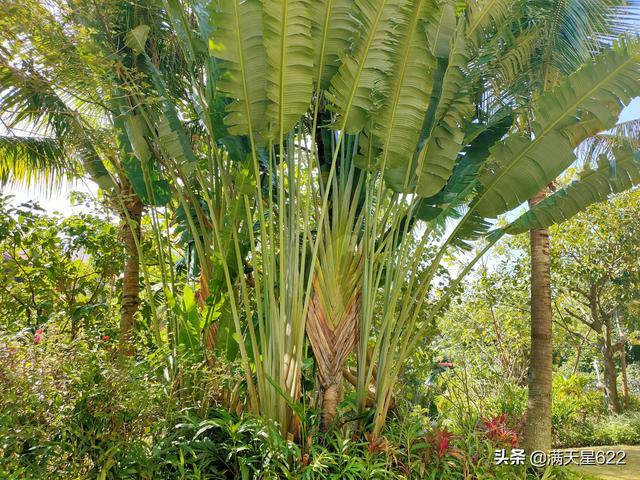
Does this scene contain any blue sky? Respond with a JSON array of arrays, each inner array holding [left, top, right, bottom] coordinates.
[[618, 97, 640, 122]]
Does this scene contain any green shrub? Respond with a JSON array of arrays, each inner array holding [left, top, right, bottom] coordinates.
[[0, 333, 165, 479], [2, 333, 619, 479], [552, 374, 605, 448], [591, 413, 640, 446]]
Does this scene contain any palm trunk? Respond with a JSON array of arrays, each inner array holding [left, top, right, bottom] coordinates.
[[118, 193, 143, 357], [306, 277, 360, 430], [523, 190, 553, 452]]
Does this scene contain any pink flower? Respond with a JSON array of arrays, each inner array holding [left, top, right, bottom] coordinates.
[[34, 328, 43, 344]]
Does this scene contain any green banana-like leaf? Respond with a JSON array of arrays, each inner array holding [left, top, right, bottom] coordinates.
[[475, 42, 640, 218], [325, 0, 397, 134], [310, 0, 355, 89], [211, 0, 269, 139], [175, 286, 204, 358], [263, 0, 315, 138], [425, 0, 455, 59], [371, 0, 437, 190], [373, 1, 473, 197], [117, 114, 172, 207], [415, 17, 474, 197], [138, 57, 200, 174], [424, 111, 514, 206], [415, 115, 514, 248], [123, 114, 152, 164], [505, 146, 640, 234]]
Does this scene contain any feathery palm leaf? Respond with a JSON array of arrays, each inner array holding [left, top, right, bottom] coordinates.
[[0, 135, 69, 188]]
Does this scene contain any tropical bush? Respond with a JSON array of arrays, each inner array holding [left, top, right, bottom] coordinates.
[[2, 332, 603, 479], [590, 413, 640, 446]]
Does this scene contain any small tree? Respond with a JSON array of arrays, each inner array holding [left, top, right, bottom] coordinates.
[[551, 189, 640, 413]]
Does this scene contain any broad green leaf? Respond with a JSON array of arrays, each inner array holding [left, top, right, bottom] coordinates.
[[425, 0, 455, 58], [263, 0, 315, 138], [505, 147, 640, 234], [475, 43, 640, 218], [415, 18, 473, 196], [326, 0, 399, 134], [371, 0, 436, 190], [211, 0, 269, 139], [310, 0, 355, 89], [175, 286, 203, 357]]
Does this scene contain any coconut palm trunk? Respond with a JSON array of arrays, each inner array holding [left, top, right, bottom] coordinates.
[[118, 191, 143, 357], [524, 190, 553, 452]]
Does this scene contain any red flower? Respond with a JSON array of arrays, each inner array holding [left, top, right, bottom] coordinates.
[[102, 335, 110, 341], [435, 429, 453, 458]]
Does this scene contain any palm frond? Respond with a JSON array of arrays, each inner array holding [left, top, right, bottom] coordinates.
[[0, 58, 116, 190], [465, 0, 513, 45], [576, 118, 640, 164], [0, 135, 70, 189]]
